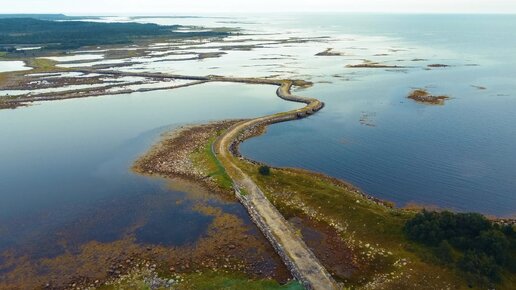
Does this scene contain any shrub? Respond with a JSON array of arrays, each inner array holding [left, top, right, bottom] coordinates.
[[435, 240, 454, 264], [459, 251, 501, 283], [258, 165, 270, 176]]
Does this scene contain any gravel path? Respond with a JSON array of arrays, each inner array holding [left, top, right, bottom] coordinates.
[[214, 81, 338, 290]]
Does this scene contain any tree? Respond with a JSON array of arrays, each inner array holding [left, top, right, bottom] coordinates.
[[459, 251, 501, 283], [476, 229, 510, 265], [435, 240, 454, 264]]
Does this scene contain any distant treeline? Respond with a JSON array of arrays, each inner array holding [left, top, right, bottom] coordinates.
[[0, 14, 89, 20], [405, 210, 515, 287], [0, 18, 229, 50]]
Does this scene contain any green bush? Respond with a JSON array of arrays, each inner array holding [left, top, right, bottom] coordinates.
[[258, 165, 271, 176], [459, 251, 501, 283], [435, 240, 454, 264]]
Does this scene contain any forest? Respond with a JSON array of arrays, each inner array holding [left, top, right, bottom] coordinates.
[[0, 18, 229, 50], [405, 210, 516, 286]]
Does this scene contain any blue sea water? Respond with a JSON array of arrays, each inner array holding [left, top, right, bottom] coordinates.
[[241, 14, 516, 216]]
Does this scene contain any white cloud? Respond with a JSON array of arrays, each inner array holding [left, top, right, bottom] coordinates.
[[0, 0, 514, 14]]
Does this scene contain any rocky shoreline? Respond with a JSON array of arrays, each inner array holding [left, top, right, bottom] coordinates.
[[132, 120, 242, 195]]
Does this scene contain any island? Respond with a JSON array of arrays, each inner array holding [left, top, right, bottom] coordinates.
[[407, 89, 449, 105]]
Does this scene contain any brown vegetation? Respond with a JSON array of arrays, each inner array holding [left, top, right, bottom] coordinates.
[[346, 60, 405, 69], [407, 89, 449, 105]]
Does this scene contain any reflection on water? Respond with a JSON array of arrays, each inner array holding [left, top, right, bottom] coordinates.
[[0, 60, 30, 73], [0, 82, 298, 287], [237, 14, 516, 217]]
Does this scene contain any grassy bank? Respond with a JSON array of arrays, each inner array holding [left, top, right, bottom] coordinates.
[[179, 272, 303, 290], [190, 124, 514, 289], [190, 133, 233, 192]]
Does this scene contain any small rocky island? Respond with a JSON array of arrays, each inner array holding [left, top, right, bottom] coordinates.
[[408, 89, 449, 105]]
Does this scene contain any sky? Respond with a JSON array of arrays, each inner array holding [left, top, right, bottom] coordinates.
[[0, 0, 514, 14]]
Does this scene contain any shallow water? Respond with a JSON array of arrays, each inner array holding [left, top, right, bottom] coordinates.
[[0, 61, 30, 73], [42, 54, 104, 62], [0, 82, 300, 255]]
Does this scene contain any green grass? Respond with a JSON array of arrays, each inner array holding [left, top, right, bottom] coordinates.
[[239, 188, 249, 196], [25, 57, 61, 72], [241, 163, 410, 248], [98, 271, 303, 290], [234, 161, 483, 288], [191, 134, 233, 191], [181, 272, 304, 290]]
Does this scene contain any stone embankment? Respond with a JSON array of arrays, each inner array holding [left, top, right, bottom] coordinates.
[[214, 81, 338, 290]]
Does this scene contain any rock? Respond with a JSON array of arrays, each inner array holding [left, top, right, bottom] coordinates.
[[228, 244, 236, 249]]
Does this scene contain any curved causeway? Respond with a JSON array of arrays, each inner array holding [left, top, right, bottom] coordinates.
[[6, 67, 339, 288], [213, 81, 338, 290]]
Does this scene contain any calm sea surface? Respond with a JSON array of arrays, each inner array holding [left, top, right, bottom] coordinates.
[[241, 14, 516, 216], [0, 83, 299, 253]]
